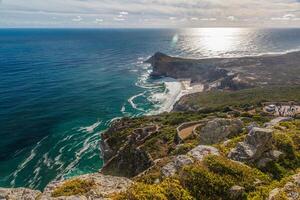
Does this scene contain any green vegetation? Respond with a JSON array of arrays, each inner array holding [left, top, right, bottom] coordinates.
[[181, 86, 300, 111], [102, 87, 300, 199], [179, 155, 270, 200], [51, 179, 95, 197], [114, 179, 194, 200]]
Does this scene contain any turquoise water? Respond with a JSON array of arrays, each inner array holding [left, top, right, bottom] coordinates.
[[1, 28, 300, 190]]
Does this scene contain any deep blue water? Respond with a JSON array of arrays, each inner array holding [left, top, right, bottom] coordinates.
[[0, 28, 300, 190]]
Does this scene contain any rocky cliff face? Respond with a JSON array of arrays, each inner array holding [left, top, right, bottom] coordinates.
[[146, 51, 300, 92]]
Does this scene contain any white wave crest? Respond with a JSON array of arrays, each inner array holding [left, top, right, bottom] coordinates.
[[78, 120, 102, 133]]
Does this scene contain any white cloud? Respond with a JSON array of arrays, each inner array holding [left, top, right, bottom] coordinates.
[[72, 16, 82, 22], [95, 18, 103, 23], [200, 18, 217, 21], [227, 16, 236, 21], [114, 17, 125, 21], [0, 0, 300, 27], [271, 13, 298, 21], [119, 11, 128, 15]]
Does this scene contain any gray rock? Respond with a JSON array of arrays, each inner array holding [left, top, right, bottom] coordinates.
[[0, 187, 41, 200], [161, 155, 194, 177], [199, 118, 244, 145], [228, 127, 273, 162], [161, 162, 177, 177], [188, 145, 220, 161], [161, 145, 219, 177], [229, 185, 245, 200], [246, 122, 259, 132], [264, 117, 293, 128], [267, 173, 300, 200]]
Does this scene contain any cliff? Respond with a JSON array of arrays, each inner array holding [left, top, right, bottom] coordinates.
[[146, 51, 300, 91]]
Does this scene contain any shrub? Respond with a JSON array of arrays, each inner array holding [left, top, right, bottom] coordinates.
[[203, 155, 270, 191], [274, 133, 296, 160], [180, 164, 233, 200], [51, 179, 95, 197], [114, 179, 194, 200]]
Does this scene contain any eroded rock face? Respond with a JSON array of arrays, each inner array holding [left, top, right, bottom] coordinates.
[[228, 127, 273, 163], [198, 118, 244, 145], [41, 173, 132, 200], [161, 145, 219, 177], [0, 188, 41, 200]]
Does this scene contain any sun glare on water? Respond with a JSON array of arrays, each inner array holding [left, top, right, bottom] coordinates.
[[178, 28, 248, 57]]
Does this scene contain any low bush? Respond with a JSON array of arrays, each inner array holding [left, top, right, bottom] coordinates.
[[51, 179, 95, 197], [114, 178, 194, 200]]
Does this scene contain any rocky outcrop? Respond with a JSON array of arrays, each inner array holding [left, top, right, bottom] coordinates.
[[268, 173, 300, 200], [146, 52, 231, 85], [0, 187, 41, 200], [41, 173, 132, 200], [147, 51, 300, 90], [264, 117, 293, 128], [229, 185, 245, 200], [161, 145, 220, 177], [198, 118, 244, 145], [228, 127, 274, 164]]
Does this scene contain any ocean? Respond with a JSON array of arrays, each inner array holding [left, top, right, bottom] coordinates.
[[0, 28, 300, 190]]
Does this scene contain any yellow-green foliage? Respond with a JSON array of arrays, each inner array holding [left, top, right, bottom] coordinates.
[[203, 155, 270, 191], [180, 163, 233, 200], [247, 170, 299, 200], [114, 179, 194, 200], [51, 179, 95, 197], [179, 156, 270, 200]]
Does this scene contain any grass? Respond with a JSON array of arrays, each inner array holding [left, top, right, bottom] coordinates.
[[179, 86, 300, 111]]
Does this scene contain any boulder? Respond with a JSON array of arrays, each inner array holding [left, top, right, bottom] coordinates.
[[187, 145, 220, 161], [267, 173, 300, 200], [161, 145, 219, 177], [41, 173, 132, 200], [161, 155, 194, 177], [0, 188, 41, 200], [229, 185, 245, 200], [264, 117, 293, 128], [199, 118, 244, 145], [228, 127, 273, 163]]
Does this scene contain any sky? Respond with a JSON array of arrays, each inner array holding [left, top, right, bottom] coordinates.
[[0, 0, 300, 28]]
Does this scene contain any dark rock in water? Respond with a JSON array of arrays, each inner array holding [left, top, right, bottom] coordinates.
[[198, 118, 244, 145], [228, 127, 273, 163]]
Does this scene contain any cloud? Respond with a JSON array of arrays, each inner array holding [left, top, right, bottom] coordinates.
[[0, 0, 300, 27], [119, 11, 128, 15], [72, 16, 82, 22], [271, 13, 299, 21], [95, 18, 103, 23], [200, 18, 217, 21], [227, 16, 236, 21]]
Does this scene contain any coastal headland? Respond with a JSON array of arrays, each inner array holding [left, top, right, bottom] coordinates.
[[2, 51, 300, 200]]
